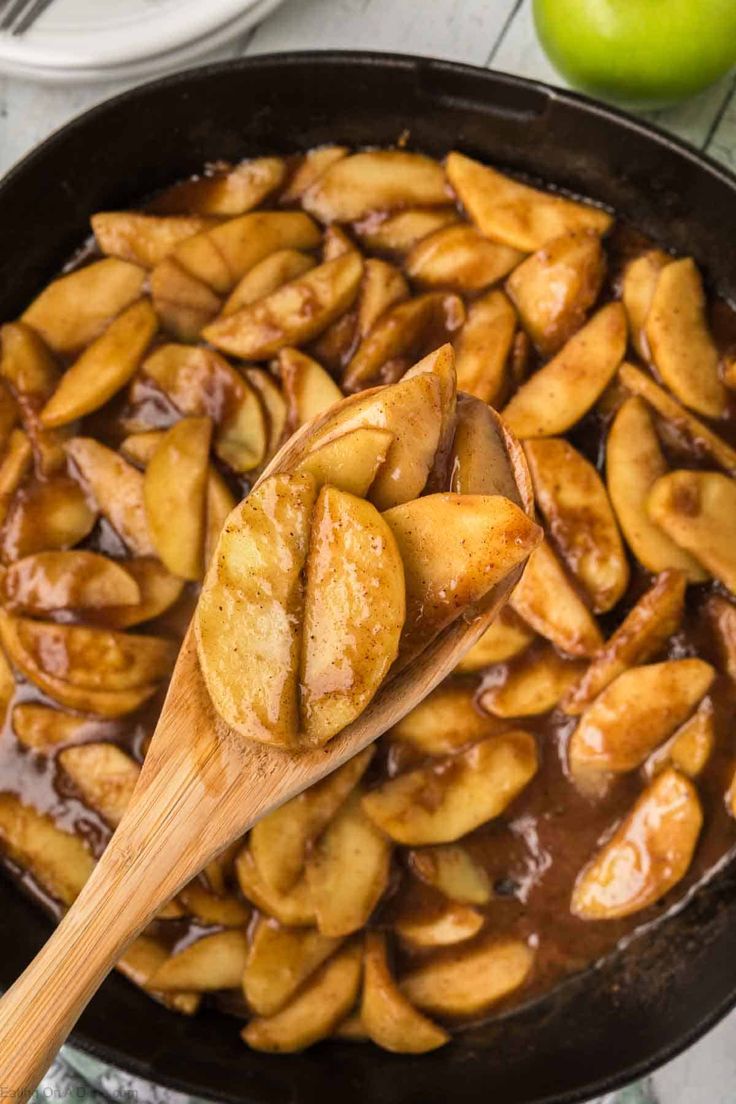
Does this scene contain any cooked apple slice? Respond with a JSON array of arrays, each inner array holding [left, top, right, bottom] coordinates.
[[2, 613, 176, 692], [200, 465, 234, 560], [618, 363, 736, 477], [524, 437, 629, 612], [0, 429, 32, 528], [648, 470, 736, 593], [150, 930, 249, 992], [572, 768, 702, 920], [142, 344, 267, 473], [408, 845, 492, 904], [395, 901, 484, 948], [122, 428, 229, 572], [402, 344, 458, 488], [152, 158, 286, 216], [306, 371, 442, 512], [243, 919, 342, 1016], [295, 427, 393, 498], [452, 289, 516, 405], [390, 684, 506, 757], [103, 558, 185, 630], [236, 847, 315, 926], [150, 257, 221, 341], [357, 259, 408, 338], [176, 880, 249, 927], [705, 595, 736, 682], [0, 612, 158, 717], [203, 252, 363, 358], [306, 791, 391, 936], [407, 224, 523, 292], [621, 249, 671, 358], [196, 472, 316, 747], [251, 747, 373, 894], [362, 932, 449, 1053], [301, 486, 405, 745], [502, 303, 626, 438], [310, 311, 358, 376], [1, 550, 139, 614], [645, 258, 726, 418], [363, 731, 537, 845], [449, 396, 522, 506], [606, 396, 707, 583], [222, 249, 316, 316], [173, 211, 320, 294], [244, 367, 287, 458], [243, 941, 362, 1053], [278, 348, 342, 429], [59, 743, 140, 828], [1, 322, 72, 476], [281, 146, 349, 203], [66, 437, 153, 556], [144, 417, 212, 581], [1, 475, 97, 562], [561, 570, 686, 716], [303, 151, 448, 223], [355, 208, 459, 254], [384, 493, 541, 664], [455, 608, 534, 673], [40, 300, 157, 429], [446, 152, 611, 251], [402, 936, 534, 1017], [645, 699, 715, 780], [479, 644, 584, 718], [343, 292, 464, 391], [21, 258, 146, 355], [117, 935, 200, 1014], [92, 212, 213, 268], [0, 793, 94, 907], [2, 320, 61, 398], [510, 541, 603, 658], [506, 230, 605, 355], [12, 704, 96, 753], [568, 659, 714, 790], [14, 672, 155, 719]]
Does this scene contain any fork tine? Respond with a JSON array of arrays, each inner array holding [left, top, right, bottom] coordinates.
[[0, 0, 31, 30], [12, 0, 55, 33]]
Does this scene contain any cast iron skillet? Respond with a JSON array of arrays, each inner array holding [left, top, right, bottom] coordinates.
[[1, 51, 736, 1104]]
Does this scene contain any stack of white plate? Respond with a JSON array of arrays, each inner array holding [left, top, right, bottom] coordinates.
[[0, 0, 285, 83]]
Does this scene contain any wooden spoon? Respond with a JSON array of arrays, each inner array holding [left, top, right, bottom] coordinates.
[[0, 394, 535, 1099]]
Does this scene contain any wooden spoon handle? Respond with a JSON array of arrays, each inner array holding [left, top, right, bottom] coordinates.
[[0, 740, 213, 1102], [0, 852, 145, 1103]]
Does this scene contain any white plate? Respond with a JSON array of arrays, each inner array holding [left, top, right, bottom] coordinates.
[[0, 0, 282, 79]]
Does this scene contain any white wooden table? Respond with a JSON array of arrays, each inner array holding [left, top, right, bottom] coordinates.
[[1, 3, 735, 1102]]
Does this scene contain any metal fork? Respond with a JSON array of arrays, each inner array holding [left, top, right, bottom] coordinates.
[[0, 0, 55, 35]]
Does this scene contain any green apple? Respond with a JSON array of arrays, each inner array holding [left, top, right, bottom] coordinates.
[[533, 0, 736, 108]]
